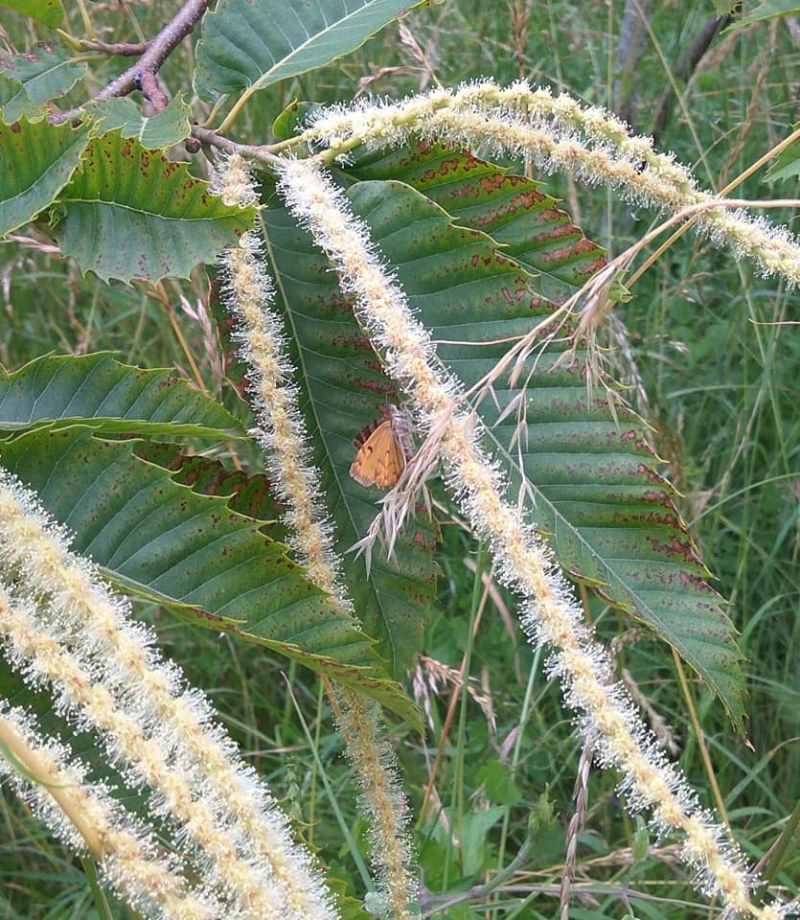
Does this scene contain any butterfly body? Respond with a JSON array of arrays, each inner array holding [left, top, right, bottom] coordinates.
[[350, 406, 412, 489]]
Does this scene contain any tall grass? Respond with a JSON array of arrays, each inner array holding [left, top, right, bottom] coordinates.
[[0, 1, 797, 917]]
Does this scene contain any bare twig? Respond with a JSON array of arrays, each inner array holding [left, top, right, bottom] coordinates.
[[94, 0, 211, 108], [71, 38, 149, 57], [139, 70, 168, 111], [190, 125, 284, 168]]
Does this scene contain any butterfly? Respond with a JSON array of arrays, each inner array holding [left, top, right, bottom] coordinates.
[[349, 406, 411, 489]]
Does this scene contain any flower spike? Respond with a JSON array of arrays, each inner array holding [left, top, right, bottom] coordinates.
[[276, 156, 786, 920]]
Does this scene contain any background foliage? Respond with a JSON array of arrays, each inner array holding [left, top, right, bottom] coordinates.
[[0, 1, 797, 918]]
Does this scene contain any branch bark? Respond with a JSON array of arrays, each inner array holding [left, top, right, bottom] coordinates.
[[95, 0, 211, 108]]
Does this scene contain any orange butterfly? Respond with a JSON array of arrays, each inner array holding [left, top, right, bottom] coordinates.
[[350, 407, 411, 489]]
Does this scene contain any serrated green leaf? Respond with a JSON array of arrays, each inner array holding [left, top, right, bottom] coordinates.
[[53, 129, 254, 283], [325, 876, 370, 920], [340, 172, 745, 730], [195, 0, 421, 110], [765, 136, 800, 183], [0, 70, 42, 122], [733, 0, 800, 26], [345, 138, 607, 299], [0, 117, 89, 236], [134, 442, 286, 537], [0, 427, 417, 723], [0, 0, 64, 28], [88, 95, 192, 149], [261, 198, 439, 677], [0, 352, 242, 437], [0, 45, 86, 123]]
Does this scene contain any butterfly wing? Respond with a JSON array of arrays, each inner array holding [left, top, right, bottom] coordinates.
[[374, 424, 406, 488], [350, 419, 406, 488]]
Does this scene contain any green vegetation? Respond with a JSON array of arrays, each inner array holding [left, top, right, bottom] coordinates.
[[0, 2, 797, 919]]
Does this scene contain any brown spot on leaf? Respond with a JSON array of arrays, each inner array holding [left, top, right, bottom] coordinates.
[[332, 333, 374, 351], [355, 376, 399, 398], [649, 534, 704, 567], [187, 605, 227, 625], [319, 292, 356, 315]]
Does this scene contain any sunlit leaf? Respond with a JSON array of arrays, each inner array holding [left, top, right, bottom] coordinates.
[[0, 0, 64, 28], [88, 95, 193, 149], [0, 352, 241, 438], [195, 0, 421, 110], [0, 44, 85, 123], [0, 117, 89, 236], [53, 130, 254, 283]]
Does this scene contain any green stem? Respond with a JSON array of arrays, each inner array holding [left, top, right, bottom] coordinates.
[[756, 797, 800, 897], [423, 838, 533, 918], [494, 643, 542, 916], [285, 679, 373, 892], [443, 542, 487, 890], [81, 856, 118, 920]]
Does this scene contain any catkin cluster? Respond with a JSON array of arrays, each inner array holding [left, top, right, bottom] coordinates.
[[0, 469, 334, 920], [216, 154, 416, 920], [276, 156, 787, 920], [300, 80, 800, 288]]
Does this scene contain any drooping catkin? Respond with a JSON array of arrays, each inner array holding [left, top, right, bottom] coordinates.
[[336, 687, 415, 919], [0, 579, 288, 918], [0, 699, 226, 920], [217, 154, 416, 920], [303, 80, 800, 288], [276, 156, 786, 920], [215, 156, 348, 602], [0, 468, 335, 920]]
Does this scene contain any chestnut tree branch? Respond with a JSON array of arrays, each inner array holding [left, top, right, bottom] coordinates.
[[95, 0, 211, 107]]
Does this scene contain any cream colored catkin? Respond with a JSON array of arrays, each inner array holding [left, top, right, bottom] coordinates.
[[304, 80, 800, 288], [276, 156, 786, 920], [217, 154, 416, 920], [0, 697, 226, 920], [0, 579, 289, 919], [0, 469, 335, 920]]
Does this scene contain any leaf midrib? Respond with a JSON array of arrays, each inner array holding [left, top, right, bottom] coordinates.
[[245, 0, 400, 96], [261, 218, 404, 667]]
